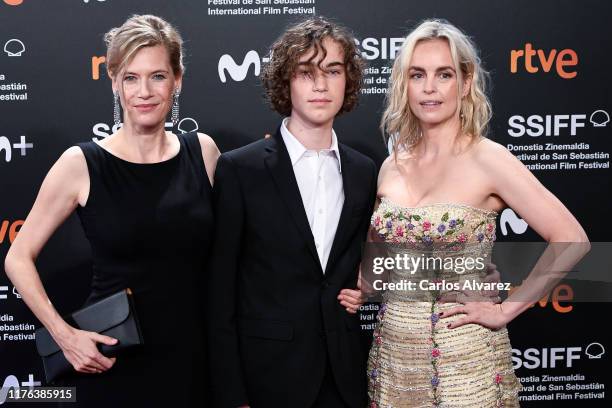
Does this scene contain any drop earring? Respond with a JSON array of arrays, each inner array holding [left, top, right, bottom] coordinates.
[[171, 89, 180, 126], [113, 91, 121, 126]]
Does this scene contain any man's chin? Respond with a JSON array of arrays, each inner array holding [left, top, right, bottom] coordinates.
[[305, 113, 337, 127]]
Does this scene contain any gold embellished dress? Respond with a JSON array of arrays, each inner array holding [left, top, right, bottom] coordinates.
[[367, 199, 521, 408]]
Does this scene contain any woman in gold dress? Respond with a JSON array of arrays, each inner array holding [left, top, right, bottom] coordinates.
[[366, 19, 589, 407]]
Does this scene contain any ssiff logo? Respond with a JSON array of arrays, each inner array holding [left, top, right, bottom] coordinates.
[[512, 342, 605, 370], [3, 39, 25, 57], [2, 0, 24, 6], [508, 109, 609, 137], [92, 117, 197, 140], [590, 110, 609, 127], [510, 43, 578, 79]]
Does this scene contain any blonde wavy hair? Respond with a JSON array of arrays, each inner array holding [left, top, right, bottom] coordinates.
[[104, 14, 184, 79], [381, 19, 492, 156]]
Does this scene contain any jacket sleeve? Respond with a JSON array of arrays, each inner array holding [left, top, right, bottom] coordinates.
[[364, 158, 379, 237], [207, 153, 249, 407]]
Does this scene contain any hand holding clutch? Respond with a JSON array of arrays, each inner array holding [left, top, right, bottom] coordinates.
[[35, 288, 144, 383], [56, 326, 118, 374]]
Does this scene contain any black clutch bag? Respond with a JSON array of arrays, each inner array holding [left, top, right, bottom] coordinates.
[[34, 288, 144, 383]]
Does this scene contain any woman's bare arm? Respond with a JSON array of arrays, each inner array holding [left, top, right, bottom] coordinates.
[[4, 147, 117, 373]]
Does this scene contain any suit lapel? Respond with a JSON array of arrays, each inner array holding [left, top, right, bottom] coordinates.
[[325, 145, 355, 275], [264, 130, 322, 274]]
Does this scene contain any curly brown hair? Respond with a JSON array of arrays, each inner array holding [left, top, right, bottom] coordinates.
[[261, 16, 364, 117]]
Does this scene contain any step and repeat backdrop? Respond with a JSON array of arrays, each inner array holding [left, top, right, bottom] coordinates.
[[1, 0, 610, 406]]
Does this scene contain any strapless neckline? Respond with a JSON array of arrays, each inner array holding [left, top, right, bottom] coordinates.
[[378, 196, 499, 217]]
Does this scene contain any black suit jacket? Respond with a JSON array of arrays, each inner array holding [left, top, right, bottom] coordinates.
[[207, 129, 377, 408]]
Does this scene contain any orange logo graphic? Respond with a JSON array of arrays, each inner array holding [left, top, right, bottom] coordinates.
[[0, 220, 23, 245], [510, 43, 578, 79], [509, 283, 574, 313], [92, 56, 106, 80], [3, 0, 24, 5]]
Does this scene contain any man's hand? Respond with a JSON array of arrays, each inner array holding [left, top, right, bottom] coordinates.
[[338, 277, 366, 314]]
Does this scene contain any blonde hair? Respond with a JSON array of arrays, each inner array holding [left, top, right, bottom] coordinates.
[[381, 19, 492, 156], [104, 14, 184, 79]]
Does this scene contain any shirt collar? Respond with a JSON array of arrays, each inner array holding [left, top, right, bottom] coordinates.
[[280, 117, 342, 172]]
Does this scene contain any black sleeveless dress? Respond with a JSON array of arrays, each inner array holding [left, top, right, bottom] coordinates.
[[60, 132, 212, 407]]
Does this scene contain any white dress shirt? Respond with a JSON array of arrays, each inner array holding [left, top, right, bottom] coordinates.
[[280, 118, 344, 272]]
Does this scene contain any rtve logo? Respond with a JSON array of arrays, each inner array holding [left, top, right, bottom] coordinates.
[[510, 43, 578, 79], [91, 56, 106, 80], [507, 282, 575, 314], [508, 109, 609, 137], [0, 135, 33, 162], [512, 342, 605, 370], [0, 219, 23, 245]]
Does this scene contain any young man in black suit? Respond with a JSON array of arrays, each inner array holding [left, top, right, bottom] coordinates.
[[208, 17, 376, 408]]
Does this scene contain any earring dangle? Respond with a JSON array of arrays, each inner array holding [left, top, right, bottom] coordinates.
[[171, 90, 180, 126], [113, 91, 121, 126]]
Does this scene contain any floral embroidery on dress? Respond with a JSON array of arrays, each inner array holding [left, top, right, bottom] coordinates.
[[371, 198, 497, 246], [369, 303, 386, 405], [367, 199, 512, 408]]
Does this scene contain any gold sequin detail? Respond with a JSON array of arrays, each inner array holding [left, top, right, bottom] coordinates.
[[368, 203, 521, 407]]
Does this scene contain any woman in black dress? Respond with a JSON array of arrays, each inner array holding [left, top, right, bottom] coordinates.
[[4, 15, 219, 406]]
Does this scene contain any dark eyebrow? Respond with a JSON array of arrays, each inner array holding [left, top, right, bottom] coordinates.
[[296, 61, 344, 70], [324, 61, 345, 69]]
